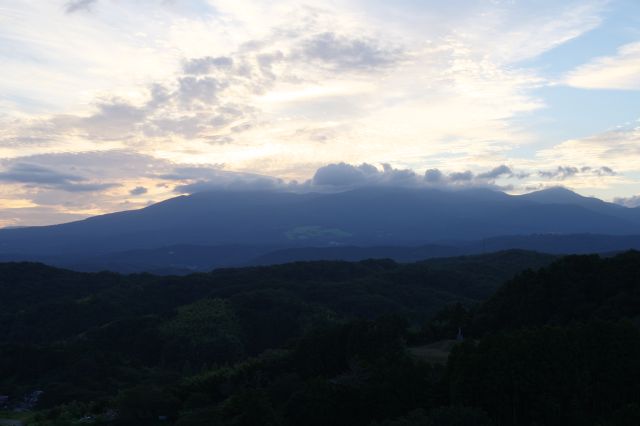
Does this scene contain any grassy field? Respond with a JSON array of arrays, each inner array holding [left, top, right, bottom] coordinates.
[[408, 339, 460, 364]]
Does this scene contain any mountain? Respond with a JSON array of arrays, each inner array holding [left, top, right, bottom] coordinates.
[[519, 186, 602, 205], [519, 186, 639, 221], [0, 186, 639, 270]]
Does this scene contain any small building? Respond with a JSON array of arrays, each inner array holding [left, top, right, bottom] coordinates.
[[0, 395, 9, 408]]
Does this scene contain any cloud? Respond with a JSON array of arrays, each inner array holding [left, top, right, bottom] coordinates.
[[0, 163, 84, 185], [311, 162, 426, 189], [2, 0, 588, 169], [614, 195, 640, 208], [598, 166, 616, 176], [158, 165, 226, 181], [151, 163, 288, 193], [424, 169, 445, 184], [0, 151, 191, 224], [65, 0, 98, 14], [15, 37, 282, 147], [422, 165, 529, 188], [585, 166, 616, 177], [166, 162, 484, 194], [311, 162, 520, 190], [129, 186, 148, 196], [7, 151, 175, 180], [173, 173, 285, 193], [184, 56, 234, 75], [536, 127, 640, 174], [538, 166, 579, 180], [0, 151, 182, 211], [58, 182, 120, 192], [477, 165, 512, 179], [564, 41, 640, 90], [381, 163, 418, 185], [312, 162, 380, 186], [448, 171, 474, 182], [77, 100, 146, 139], [536, 165, 618, 183], [165, 162, 423, 193], [177, 76, 226, 106], [0, 162, 119, 193], [14, 22, 404, 153], [297, 32, 402, 71]]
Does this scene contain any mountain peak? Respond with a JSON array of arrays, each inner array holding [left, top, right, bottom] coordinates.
[[520, 187, 586, 203]]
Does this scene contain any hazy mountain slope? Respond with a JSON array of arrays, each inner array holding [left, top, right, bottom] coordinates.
[[476, 233, 640, 254], [30, 233, 640, 274], [0, 187, 638, 260], [248, 235, 640, 268], [518, 187, 640, 222]]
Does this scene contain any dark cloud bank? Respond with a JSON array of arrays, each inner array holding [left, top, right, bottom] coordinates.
[[169, 162, 524, 194], [0, 149, 622, 216], [65, 0, 98, 14], [0, 162, 118, 192]]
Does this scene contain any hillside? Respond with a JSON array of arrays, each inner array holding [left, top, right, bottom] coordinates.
[[0, 250, 554, 347], [3, 251, 640, 425], [471, 250, 640, 333]]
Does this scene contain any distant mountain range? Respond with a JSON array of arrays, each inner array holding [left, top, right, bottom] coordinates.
[[1, 186, 639, 273]]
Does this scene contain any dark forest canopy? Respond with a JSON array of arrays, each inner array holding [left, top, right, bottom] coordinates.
[[2, 250, 640, 425]]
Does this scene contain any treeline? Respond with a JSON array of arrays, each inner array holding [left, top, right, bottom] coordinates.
[[0, 250, 553, 347], [4, 251, 640, 425]]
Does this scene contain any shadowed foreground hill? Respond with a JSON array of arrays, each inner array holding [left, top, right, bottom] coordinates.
[[0, 250, 554, 347], [440, 250, 640, 426], [3, 251, 640, 426], [471, 250, 640, 333]]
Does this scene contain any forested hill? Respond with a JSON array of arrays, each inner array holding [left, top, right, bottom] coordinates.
[[3, 251, 640, 425], [471, 250, 640, 334], [0, 250, 554, 346], [442, 250, 640, 426]]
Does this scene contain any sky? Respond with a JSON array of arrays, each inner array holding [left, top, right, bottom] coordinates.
[[0, 0, 639, 226]]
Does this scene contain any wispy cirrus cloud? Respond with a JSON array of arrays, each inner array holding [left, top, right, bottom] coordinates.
[[536, 126, 640, 173], [564, 41, 640, 90]]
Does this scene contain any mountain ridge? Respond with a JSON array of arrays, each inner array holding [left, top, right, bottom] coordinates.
[[0, 187, 638, 272]]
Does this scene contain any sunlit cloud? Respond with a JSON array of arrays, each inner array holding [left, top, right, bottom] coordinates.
[[0, 0, 638, 225], [564, 41, 640, 90]]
